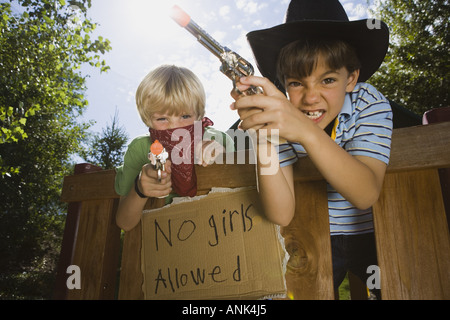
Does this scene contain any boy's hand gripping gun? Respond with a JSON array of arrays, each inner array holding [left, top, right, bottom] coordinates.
[[170, 5, 262, 96]]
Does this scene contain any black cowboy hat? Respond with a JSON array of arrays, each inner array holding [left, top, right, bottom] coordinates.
[[246, 0, 389, 85]]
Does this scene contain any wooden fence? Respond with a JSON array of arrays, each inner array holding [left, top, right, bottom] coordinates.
[[54, 121, 450, 300]]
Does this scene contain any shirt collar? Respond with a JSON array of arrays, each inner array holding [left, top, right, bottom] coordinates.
[[340, 93, 353, 119]]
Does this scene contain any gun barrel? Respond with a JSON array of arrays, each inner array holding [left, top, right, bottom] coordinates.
[[170, 5, 260, 95], [170, 5, 225, 59]]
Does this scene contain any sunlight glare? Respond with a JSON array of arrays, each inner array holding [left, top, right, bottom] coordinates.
[[122, 0, 201, 43]]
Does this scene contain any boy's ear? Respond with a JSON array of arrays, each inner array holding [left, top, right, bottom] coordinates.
[[346, 69, 360, 92]]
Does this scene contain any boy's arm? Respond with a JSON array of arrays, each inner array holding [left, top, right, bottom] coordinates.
[[116, 162, 172, 231], [116, 189, 148, 232], [230, 85, 296, 226], [257, 141, 295, 226], [300, 125, 387, 209], [234, 76, 389, 211], [199, 127, 236, 166]]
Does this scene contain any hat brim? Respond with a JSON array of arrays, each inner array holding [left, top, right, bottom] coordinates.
[[246, 19, 389, 85]]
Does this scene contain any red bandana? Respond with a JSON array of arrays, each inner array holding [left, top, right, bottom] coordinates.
[[149, 117, 214, 197]]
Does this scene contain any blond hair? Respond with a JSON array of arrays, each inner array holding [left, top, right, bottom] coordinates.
[[136, 65, 206, 127]]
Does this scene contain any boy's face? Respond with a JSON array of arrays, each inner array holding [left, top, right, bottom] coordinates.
[[285, 56, 359, 130], [149, 111, 197, 130]]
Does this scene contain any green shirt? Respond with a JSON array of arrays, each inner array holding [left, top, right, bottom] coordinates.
[[114, 127, 235, 198]]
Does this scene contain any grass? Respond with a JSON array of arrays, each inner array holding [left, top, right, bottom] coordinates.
[[338, 274, 351, 300]]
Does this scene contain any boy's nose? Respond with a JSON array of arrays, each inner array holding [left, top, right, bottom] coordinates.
[[167, 119, 178, 129], [302, 87, 320, 105]]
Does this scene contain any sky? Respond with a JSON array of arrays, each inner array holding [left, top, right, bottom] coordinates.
[[79, 0, 377, 143]]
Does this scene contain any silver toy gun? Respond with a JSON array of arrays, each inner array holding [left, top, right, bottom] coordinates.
[[170, 5, 262, 96]]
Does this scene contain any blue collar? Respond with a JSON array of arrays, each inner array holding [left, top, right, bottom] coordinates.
[[339, 93, 353, 119]]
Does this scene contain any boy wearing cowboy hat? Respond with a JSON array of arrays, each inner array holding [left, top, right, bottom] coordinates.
[[231, 0, 392, 298]]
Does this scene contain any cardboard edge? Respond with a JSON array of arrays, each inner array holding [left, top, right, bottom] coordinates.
[[142, 187, 257, 215]]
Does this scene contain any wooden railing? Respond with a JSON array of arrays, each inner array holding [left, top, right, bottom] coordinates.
[[54, 121, 450, 300]]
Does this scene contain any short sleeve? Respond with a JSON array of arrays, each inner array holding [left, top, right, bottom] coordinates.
[[343, 88, 393, 165], [115, 135, 151, 196], [276, 143, 299, 168]]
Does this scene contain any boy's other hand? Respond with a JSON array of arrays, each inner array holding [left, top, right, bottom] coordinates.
[[195, 140, 225, 167]]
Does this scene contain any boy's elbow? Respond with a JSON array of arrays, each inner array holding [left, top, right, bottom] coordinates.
[[265, 208, 294, 227], [117, 223, 137, 233], [268, 217, 292, 227], [116, 215, 136, 232], [353, 192, 381, 210], [277, 218, 292, 227], [116, 217, 128, 232], [355, 202, 373, 211], [119, 224, 132, 232]]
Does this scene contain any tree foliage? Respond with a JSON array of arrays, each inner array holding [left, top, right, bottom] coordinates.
[[0, 0, 111, 299], [368, 0, 449, 115], [80, 110, 128, 170]]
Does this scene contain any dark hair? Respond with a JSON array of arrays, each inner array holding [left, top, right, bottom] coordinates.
[[277, 38, 361, 87]]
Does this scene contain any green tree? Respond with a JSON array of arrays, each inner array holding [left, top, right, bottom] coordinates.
[[0, 0, 111, 299], [368, 0, 449, 115], [80, 110, 129, 169]]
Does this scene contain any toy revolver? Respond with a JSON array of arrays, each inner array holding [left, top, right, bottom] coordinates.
[[170, 5, 262, 96], [148, 140, 168, 182]]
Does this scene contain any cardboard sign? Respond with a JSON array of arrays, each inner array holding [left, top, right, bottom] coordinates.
[[141, 187, 288, 300]]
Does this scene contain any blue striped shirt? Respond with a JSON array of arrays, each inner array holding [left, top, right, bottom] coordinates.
[[278, 83, 393, 235]]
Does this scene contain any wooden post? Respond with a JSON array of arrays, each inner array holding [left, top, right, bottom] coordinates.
[[282, 179, 334, 300], [66, 198, 121, 299], [117, 197, 165, 300], [57, 165, 121, 300], [423, 107, 450, 231], [53, 164, 103, 299], [370, 121, 450, 299], [348, 272, 369, 300], [117, 223, 143, 300], [373, 169, 450, 299]]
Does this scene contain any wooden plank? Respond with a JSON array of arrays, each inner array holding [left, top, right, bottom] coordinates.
[[196, 163, 256, 192], [348, 271, 369, 300], [100, 198, 121, 299], [118, 197, 165, 300], [372, 169, 450, 299], [387, 122, 450, 173], [118, 223, 144, 300], [281, 179, 334, 300], [54, 163, 103, 300], [61, 169, 118, 202], [438, 168, 450, 231], [67, 199, 121, 299], [53, 202, 82, 299]]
